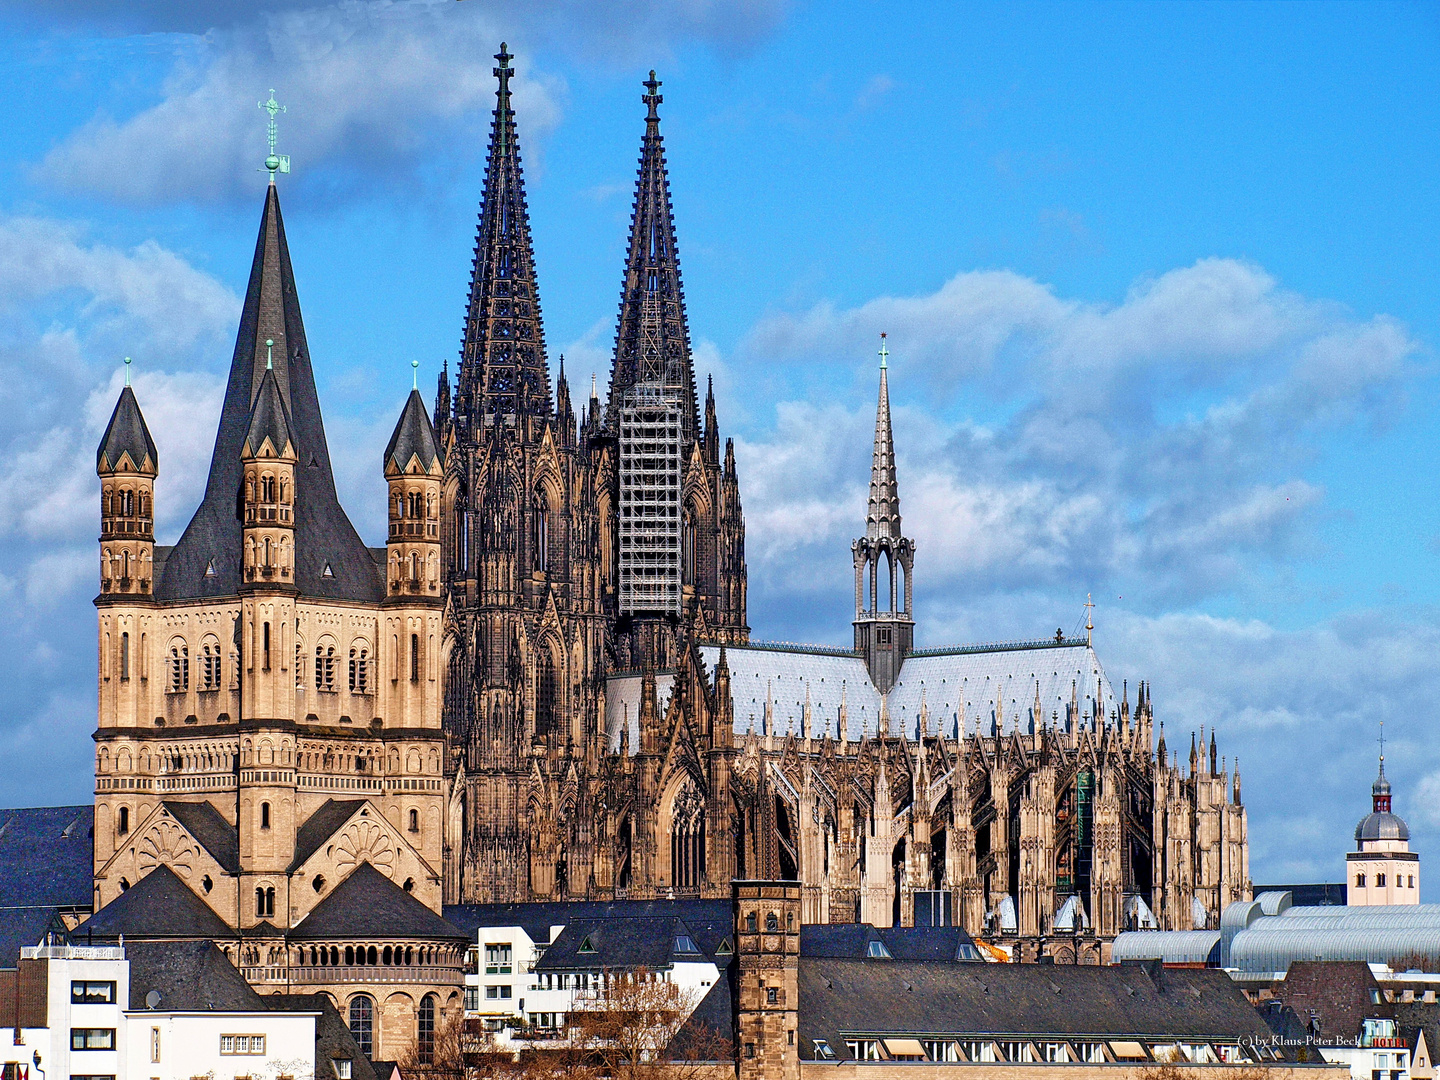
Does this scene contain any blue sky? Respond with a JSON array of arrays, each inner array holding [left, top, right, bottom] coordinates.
[[0, 0, 1437, 894]]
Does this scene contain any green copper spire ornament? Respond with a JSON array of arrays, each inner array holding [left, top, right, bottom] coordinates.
[[259, 90, 290, 181], [412, 358, 419, 390], [124, 355, 132, 387], [266, 338, 274, 370]]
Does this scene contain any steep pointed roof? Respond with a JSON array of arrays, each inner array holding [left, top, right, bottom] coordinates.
[[866, 338, 902, 540], [78, 865, 236, 941], [454, 44, 550, 437], [154, 183, 382, 603], [605, 71, 700, 440], [290, 862, 466, 941], [242, 364, 295, 459], [385, 389, 444, 476], [96, 384, 158, 474]]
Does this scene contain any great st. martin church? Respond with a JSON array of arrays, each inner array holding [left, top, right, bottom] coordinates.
[[85, 49, 1249, 1051]]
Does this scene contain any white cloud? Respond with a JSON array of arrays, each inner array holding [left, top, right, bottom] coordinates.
[[30, 0, 788, 206]]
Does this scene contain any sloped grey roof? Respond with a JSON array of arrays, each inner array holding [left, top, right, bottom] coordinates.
[[243, 364, 294, 458], [290, 799, 366, 872], [266, 994, 380, 1080], [0, 906, 68, 968], [385, 388, 443, 474], [290, 863, 466, 941], [799, 923, 980, 962], [443, 898, 731, 947], [96, 384, 158, 474], [535, 917, 723, 971], [798, 959, 1280, 1060], [77, 864, 235, 941], [125, 940, 262, 1011], [0, 804, 94, 909], [161, 800, 239, 873], [623, 642, 1116, 744], [155, 183, 382, 604]]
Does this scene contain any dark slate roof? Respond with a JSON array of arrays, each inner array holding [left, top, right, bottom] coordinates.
[[535, 916, 728, 972], [290, 863, 467, 941], [0, 805, 94, 909], [800, 923, 981, 962], [443, 898, 732, 946], [385, 388, 443, 475], [797, 959, 1282, 1061], [97, 384, 158, 474], [76, 864, 236, 941], [126, 939, 262, 1011], [266, 994, 380, 1080], [669, 962, 736, 1063], [243, 364, 295, 458], [290, 799, 365, 872], [0, 906, 67, 968], [155, 183, 383, 604], [1273, 961, 1388, 1039], [161, 800, 239, 873], [1253, 883, 1347, 907]]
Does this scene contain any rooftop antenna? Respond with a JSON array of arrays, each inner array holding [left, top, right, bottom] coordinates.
[[123, 355, 132, 387], [259, 90, 290, 182], [1084, 593, 1094, 646]]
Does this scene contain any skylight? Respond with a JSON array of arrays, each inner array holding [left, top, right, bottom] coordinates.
[[579, 936, 595, 954], [867, 939, 892, 959], [674, 934, 698, 954]]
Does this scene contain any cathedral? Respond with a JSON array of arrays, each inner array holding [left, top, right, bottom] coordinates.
[[85, 46, 1250, 1057]]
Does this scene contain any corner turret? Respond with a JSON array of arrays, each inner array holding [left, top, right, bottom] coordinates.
[[385, 376, 445, 598], [96, 362, 158, 596], [240, 345, 298, 586]]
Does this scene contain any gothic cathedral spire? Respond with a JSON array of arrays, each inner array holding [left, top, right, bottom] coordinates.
[[605, 71, 699, 441], [455, 43, 550, 440]]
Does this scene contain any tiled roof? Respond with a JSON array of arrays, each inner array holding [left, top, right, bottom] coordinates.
[[155, 183, 382, 604], [798, 959, 1282, 1061], [242, 364, 294, 458], [799, 923, 980, 962], [266, 994, 381, 1080], [126, 940, 262, 1011], [289, 799, 366, 872], [161, 800, 239, 873], [442, 898, 732, 948], [96, 384, 158, 474], [0, 906, 67, 968], [535, 916, 727, 972], [290, 863, 466, 941], [77, 864, 235, 941], [385, 389, 443, 475], [0, 804, 94, 908]]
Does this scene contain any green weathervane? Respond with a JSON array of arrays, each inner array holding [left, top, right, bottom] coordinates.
[[259, 90, 291, 180]]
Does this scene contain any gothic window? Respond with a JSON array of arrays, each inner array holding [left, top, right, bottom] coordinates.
[[417, 994, 436, 1065], [348, 996, 373, 1058], [200, 636, 221, 690], [167, 640, 189, 693], [410, 633, 421, 682], [349, 643, 370, 694], [536, 651, 557, 736], [683, 509, 698, 586], [669, 776, 706, 891], [315, 640, 336, 691], [120, 632, 130, 681], [533, 491, 548, 572]]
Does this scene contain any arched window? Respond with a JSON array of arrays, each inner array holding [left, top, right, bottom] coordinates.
[[349, 644, 370, 694], [410, 633, 420, 682], [315, 641, 336, 691], [348, 995, 374, 1058], [295, 639, 305, 690], [409, 808, 419, 833], [684, 508, 698, 586], [118, 806, 129, 835], [168, 641, 189, 693], [533, 491, 548, 572], [1356, 873, 1366, 888], [200, 636, 221, 690], [536, 652, 557, 737], [255, 886, 274, 918], [418, 994, 436, 1065], [1377, 873, 1387, 888], [260, 802, 271, 830], [120, 632, 130, 681]]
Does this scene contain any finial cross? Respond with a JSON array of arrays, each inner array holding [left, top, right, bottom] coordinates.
[[1379, 719, 1385, 766], [643, 70, 662, 122], [259, 91, 290, 179], [1084, 592, 1095, 645], [878, 332, 889, 370]]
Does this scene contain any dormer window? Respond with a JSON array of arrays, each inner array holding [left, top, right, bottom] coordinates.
[[867, 939, 892, 959], [674, 935, 698, 954]]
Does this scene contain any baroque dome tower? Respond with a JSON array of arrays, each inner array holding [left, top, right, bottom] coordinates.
[[1347, 744, 1419, 906]]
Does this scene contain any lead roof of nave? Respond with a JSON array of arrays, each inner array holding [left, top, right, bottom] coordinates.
[[605, 642, 1119, 752]]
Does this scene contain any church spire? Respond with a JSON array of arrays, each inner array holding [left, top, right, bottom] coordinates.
[[455, 43, 550, 439], [867, 333, 902, 540], [605, 70, 699, 441]]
